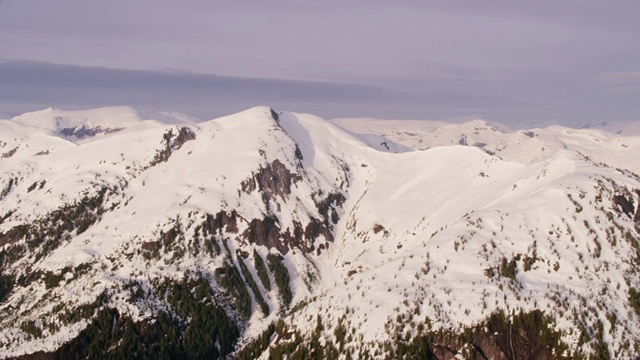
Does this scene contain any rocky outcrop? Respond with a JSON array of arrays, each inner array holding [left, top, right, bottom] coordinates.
[[202, 211, 239, 235], [149, 126, 196, 166], [241, 160, 303, 204], [243, 216, 284, 253], [614, 194, 635, 217], [241, 215, 331, 255], [172, 127, 196, 150], [1, 146, 18, 159]]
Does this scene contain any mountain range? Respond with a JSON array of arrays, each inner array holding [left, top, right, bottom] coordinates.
[[1, 106, 640, 359]]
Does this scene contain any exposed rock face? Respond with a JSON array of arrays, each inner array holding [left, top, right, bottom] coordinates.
[[270, 108, 280, 123], [238, 160, 342, 254], [241, 216, 329, 254], [149, 126, 196, 166], [241, 159, 303, 203], [243, 216, 284, 253], [304, 218, 333, 244], [458, 134, 468, 146], [614, 194, 635, 217], [202, 211, 239, 235], [172, 127, 196, 150]]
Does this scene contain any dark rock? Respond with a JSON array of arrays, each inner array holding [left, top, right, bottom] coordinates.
[[241, 160, 303, 203], [149, 126, 196, 166], [459, 134, 468, 146], [373, 224, 385, 234], [160, 227, 181, 247], [172, 127, 196, 150], [613, 194, 634, 217], [243, 216, 285, 253], [304, 218, 334, 244], [141, 241, 161, 253], [1, 146, 18, 158], [202, 210, 239, 236], [270, 108, 280, 123], [240, 215, 330, 254]]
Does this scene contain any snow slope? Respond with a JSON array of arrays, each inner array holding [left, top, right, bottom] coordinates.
[[331, 117, 640, 174], [1, 107, 640, 359]]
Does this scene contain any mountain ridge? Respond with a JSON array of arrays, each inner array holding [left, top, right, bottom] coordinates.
[[1, 106, 640, 359]]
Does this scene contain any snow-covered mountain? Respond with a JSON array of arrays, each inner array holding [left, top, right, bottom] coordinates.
[[1, 107, 640, 359], [331, 116, 640, 174]]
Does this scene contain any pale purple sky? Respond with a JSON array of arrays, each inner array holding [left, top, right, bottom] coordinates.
[[1, 0, 639, 125]]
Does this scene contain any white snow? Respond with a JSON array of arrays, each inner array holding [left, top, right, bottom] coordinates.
[[1, 106, 640, 358]]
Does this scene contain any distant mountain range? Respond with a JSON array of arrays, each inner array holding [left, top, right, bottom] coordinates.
[[1, 106, 639, 359]]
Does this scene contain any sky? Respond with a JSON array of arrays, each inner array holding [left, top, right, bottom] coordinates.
[[1, 0, 639, 125]]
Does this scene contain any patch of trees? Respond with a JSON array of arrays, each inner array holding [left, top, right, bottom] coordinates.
[[254, 250, 271, 291], [54, 276, 239, 360], [237, 254, 269, 316], [630, 287, 640, 318], [24, 186, 110, 262], [266, 319, 340, 360], [267, 254, 292, 308], [215, 260, 253, 318], [235, 322, 276, 360], [0, 273, 14, 303], [387, 310, 572, 360], [500, 256, 518, 281]]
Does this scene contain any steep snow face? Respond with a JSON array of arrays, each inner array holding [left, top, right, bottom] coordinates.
[[1, 106, 640, 359]]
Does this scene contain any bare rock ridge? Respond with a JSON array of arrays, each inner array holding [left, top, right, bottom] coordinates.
[[241, 159, 303, 201], [149, 126, 196, 165]]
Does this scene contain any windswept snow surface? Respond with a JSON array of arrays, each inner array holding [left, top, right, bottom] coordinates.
[[1, 107, 640, 358]]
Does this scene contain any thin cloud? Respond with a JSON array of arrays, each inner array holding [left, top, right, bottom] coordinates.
[[0, 60, 399, 119], [596, 71, 640, 85], [288, 0, 322, 6]]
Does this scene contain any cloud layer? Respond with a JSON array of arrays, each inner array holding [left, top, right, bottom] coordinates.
[[1, 1, 639, 124]]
